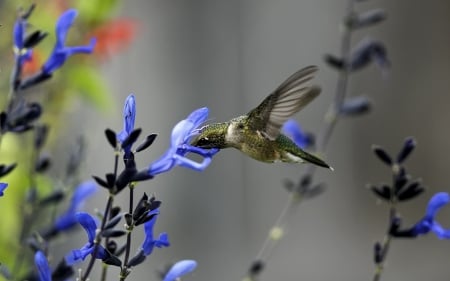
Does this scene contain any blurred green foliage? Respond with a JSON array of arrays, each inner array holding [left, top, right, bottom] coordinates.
[[0, 0, 132, 277]]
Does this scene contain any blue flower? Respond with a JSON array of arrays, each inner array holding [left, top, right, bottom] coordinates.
[[54, 181, 97, 231], [34, 251, 52, 281], [42, 9, 96, 75], [163, 260, 197, 281], [282, 119, 311, 149], [410, 192, 450, 239], [117, 94, 136, 153], [148, 107, 219, 176], [141, 209, 169, 256], [13, 17, 32, 66], [65, 212, 107, 265], [0, 183, 8, 196]]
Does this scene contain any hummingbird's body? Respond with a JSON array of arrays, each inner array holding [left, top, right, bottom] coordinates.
[[192, 66, 332, 170]]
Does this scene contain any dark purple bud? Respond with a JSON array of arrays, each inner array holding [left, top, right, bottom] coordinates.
[[34, 124, 49, 149], [35, 153, 51, 173], [21, 4, 36, 20], [397, 181, 425, 201], [135, 134, 157, 153], [102, 253, 122, 267], [372, 145, 393, 165], [92, 175, 109, 189], [107, 241, 118, 254], [133, 193, 149, 221], [346, 9, 387, 29], [19, 72, 52, 90], [23, 30, 48, 49], [350, 38, 390, 72], [104, 213, 123, 230], [101, 229, 127, 238], [394, 172, 409, 194], [115, 160, 137, 194], [124, 213, 133, 227], [105, 129, 118, 149], [0, 163, 17, 177], [369, 184, 392, 201], [374, 242, 383, 264], [39, 190, 64, 206], [51, 259, 74, 281], [323, 54, 344, 70], [134, 211, 158, 226], [121, 128, 142, 151], [339, 96, 371, 116], [127, 250, 146, 267], [249, 260, 265, 276], [110, 206, 121, 218], [0, 112, 7, 132], [388, 216, 403, 235], [131, 169, 154, 182], [304, 183, 326, 199], [397, 137, 416, 163], [106, 173, 116, 189]]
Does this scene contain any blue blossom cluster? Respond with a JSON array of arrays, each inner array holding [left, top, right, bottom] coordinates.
[[0, 5, 210, 281]]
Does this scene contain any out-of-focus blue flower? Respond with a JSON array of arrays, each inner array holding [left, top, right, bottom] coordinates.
[[148, 107, 219, 176], [117, 94, 136, 153], [54, 181, 97, 231], [41, 9, 96, 75], [282, 119, 311, 149], [34, 251, 52, 281], [13, 17, 33, 65], [411, 192, 450, 239], [0, 183, 8, 196], [65, 212, 107, 265], [141, 209, 169, 256], [163, 260, 197, 281]]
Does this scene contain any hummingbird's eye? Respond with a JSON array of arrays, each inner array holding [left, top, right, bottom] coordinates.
[[237, 124, 244, 130], [195, 137, 210, 147]]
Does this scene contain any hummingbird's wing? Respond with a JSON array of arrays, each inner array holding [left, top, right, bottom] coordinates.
[[247, 65, 321, 140]]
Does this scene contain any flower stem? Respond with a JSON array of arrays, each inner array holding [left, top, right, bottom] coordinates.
[[119, 183, 135, 281], [82, 194, 114, 281], [243, 1, 355, 280]]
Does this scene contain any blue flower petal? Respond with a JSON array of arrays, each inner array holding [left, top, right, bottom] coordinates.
[[55, 9, 78, 49], [282, 119, 310, 149], [425, 192, 450, 219], [54, 181, 97, 231], [141, 210, 169, 256], [163, 260, 197, 281], [34, 251, 52, 281], [41, 9, 96, 75], [76, 212, 98, 243], [148, 107, 216, 176], [13, 19, 25, 50], [0, 183, 8, 197], [117, 94, 136, 147], [410, 192, 450, 238]]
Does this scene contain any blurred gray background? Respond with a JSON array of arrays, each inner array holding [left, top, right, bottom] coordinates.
[[74, 1, 450, 280]]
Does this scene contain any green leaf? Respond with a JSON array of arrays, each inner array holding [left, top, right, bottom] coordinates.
[[67, 65, 113, 111], [75, 0, 122, 22]]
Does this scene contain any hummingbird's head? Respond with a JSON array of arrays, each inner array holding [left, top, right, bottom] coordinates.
[[191, 122, 229, 149]]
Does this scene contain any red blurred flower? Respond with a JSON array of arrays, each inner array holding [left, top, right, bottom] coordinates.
[[22, 50, 43, 76], [89, 18, 138, 60]]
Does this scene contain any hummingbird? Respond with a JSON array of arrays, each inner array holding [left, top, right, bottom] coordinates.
[[191, 65, 332, 170]]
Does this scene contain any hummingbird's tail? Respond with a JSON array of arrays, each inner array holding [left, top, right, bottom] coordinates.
[[298, 150, 334, 170], [281, 135, 333, 170]]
